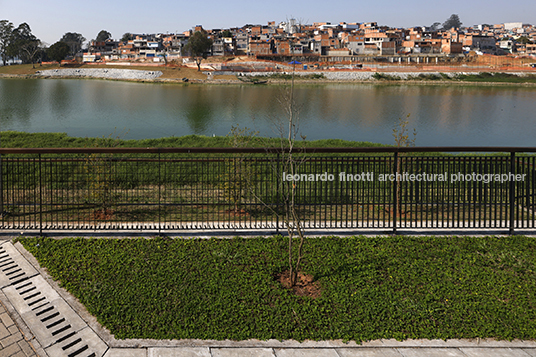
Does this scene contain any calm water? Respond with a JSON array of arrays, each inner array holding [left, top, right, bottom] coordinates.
[[1, 78, 535, 146]]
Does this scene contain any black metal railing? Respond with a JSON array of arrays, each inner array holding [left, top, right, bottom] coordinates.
[[1, 147, 535, 234]]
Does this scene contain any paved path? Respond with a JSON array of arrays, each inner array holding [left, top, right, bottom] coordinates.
[[2, 238, 536, 357], [0, 300, 38, 357]]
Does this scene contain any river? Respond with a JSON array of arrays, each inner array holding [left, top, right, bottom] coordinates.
[[1, 78, 535, 146]]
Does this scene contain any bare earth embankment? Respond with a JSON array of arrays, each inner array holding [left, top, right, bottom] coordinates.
[[2, 62, 536, 85]]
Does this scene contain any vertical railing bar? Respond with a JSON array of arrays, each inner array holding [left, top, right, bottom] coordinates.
[[509, 151, 516, 235], [39, 154, 43, 235], [158, 149, 161, 234], [393, 151, 398, 235]]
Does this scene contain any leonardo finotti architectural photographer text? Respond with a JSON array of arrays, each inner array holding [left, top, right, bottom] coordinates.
[[282, 172, 527, 184]]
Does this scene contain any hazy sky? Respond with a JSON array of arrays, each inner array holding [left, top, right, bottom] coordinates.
[[2, 0, 535, 45]]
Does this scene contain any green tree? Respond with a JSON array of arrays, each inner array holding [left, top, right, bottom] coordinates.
[[431, 22, 442, 31], [7, 23, 40, 66], [19, 38, 42, 68], [96, 30, 111, 42], [0, 20, 14, 66], [120, 32, 132, 42], [60, 32, 86, 55], [516, 36, 532, 44], [184, 31, 213, 71], [442, 14, 462, 30], [47, 41, 70, 66], [221, 30, 233, 38]]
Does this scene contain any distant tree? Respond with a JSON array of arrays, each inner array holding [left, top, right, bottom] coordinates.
[[0, 20, 14, 66], [47, 41, 70, 66], [7, 23, 40, 65], [60, 32, 86, 55], [431, 22, 442, 31], [442, 14, 462, 30], [221, 30, 233, 38], [96, 30, 111, 42], [516, 36, 532, 44], [121, 33, 132, 42], [183, 31, 213, 71]]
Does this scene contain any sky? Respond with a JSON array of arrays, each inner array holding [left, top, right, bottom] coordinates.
[[1, 0, 535, 45]]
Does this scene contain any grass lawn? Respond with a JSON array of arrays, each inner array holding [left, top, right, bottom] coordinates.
[[18, 235, 536, 342], [0, 131, 386, 149]]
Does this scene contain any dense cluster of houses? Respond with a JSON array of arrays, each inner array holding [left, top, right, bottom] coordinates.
[[83, 20, 536, 63]]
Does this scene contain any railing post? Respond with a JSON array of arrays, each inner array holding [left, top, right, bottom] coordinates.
[[158, 149, 161, 235], [39, 154, 43, 236], [393, 151, 398, 235], [0, 149, 3, 221], [275, 151, 280, 234], [509, 151, 516, 235]]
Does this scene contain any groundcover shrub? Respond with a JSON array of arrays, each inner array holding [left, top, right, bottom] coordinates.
[[18, 235, 536, 342]]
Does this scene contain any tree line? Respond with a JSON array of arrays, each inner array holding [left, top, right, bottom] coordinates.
[[0, 20, 115, 67]]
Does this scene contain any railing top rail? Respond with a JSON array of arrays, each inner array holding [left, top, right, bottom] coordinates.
[[1, 147, 536, 154]]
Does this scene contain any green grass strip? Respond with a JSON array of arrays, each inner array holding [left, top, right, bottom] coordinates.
[[0, 131, 386, 149], [18, 236, 536, 342]]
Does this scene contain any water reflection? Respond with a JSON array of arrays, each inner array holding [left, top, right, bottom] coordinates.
[[0, 79, 535, 146], [184, 87, 214, 134]]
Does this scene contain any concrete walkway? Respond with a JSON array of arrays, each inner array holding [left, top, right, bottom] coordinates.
[[1, 238, 536, 357]]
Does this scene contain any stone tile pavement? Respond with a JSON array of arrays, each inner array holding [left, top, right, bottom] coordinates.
[[0, 299, 38, 357]]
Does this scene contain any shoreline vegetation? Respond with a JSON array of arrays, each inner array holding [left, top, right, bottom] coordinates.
[[0, 131, 388, 149], [2, 63, 536, 85]]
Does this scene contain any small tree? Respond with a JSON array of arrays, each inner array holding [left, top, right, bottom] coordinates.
[[120, 33, 132, 43], [60, 32, 86, 56], [392, 114, 416, 217], [220, 125, 259, 214], [84, 130, 128, 219], [243, 55, 308, 287], [96, 30, 111, 42], [442, 14, 462, 30], [184, 31, 213, 71], [431, 22, 442, 31], [47, 41, 70, 66]]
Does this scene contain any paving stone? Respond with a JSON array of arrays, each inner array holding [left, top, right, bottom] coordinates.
[[396, 348, 466, 356], [274, 348, 340, 357], [212, 348, 275, 357], [460, 348, 532, 357], [0, 312, 15, 327], [148, 347, 211, 357], [0, 322, 9, 339], [522, 349, 536, 357], [1, 331, 23, 348], [18, 339, 37, 357], [0, 340, 23, 356], [104, 347, 147, 357], [7, 325, 18, 334], [337, 348, 404, 356], [11, 351, 28, 357]]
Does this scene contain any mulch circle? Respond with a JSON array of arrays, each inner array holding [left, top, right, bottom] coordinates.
[[277, 270, 322, 299], [92, 208, 114, 220]]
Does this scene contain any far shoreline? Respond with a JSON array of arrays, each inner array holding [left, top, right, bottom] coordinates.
[[2, 63, 536, 87]]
